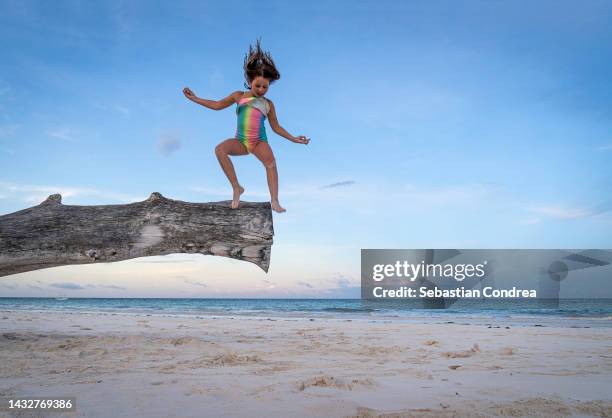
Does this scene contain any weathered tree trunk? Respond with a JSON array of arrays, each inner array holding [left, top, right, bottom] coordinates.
[[0, 192, 273, 278]]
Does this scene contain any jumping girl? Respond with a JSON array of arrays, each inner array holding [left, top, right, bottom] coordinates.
[[183, 39, 310, 213]]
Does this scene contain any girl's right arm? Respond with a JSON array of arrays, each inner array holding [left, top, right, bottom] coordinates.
[[183, 88, 242, 110]]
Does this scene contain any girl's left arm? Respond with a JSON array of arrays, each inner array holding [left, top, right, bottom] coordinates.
[[267, 100, 310, 144]]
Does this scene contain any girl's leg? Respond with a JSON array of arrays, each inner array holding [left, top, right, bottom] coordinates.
[[214, 138, 249, 209], [251, 141, 286, 213]]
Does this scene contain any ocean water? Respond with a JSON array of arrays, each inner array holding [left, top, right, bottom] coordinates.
[[1, 297, 611, 328]]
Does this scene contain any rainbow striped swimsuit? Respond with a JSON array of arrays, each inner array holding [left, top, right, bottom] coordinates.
[[235, 95, 270, 153]]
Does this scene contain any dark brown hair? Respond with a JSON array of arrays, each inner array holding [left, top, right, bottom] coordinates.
[[243, 38, 280, 89]]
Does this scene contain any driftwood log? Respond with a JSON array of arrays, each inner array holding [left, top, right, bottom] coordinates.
[[0, 192, 274, 278]]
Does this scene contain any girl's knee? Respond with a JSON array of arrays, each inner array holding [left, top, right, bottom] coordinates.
[[215, 144, 226, 157], [263, 159, 276, 169]]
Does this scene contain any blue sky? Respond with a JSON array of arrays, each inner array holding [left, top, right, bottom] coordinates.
[[1, 0, 611, 298]]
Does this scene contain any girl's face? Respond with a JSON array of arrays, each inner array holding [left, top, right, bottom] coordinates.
[[250, 76, 270, 97]]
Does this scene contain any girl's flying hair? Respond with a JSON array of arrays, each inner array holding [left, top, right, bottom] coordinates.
[[243, 38, 281, 89]]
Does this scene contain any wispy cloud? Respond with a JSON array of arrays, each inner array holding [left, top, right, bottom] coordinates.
[[47, 127, 75, 141], [92, 103, 131, 116], [518, 217, 542, 225], [261, 278, 277, 289], [322, 180, 356, 189], [297, 281, 314, 288], [157, 133, 182, 156], [595, 144, 612, 151], [527, 205, 598, 220], [95, 284, 127, 290], [0, 283, 18, 290], [335, 278, 352, 288], [0, 180, 145, 205], [114, 104, 130, 116], [185, 280, 208, 287], [26, 284, 43, 290], [50, 282, 85, 290]]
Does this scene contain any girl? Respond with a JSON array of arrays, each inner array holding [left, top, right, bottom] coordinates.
[[183, 39, 309, 213]]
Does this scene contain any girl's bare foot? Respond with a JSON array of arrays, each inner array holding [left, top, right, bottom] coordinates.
[[271, 200, 286, 213], [231, 185, 244, 209]]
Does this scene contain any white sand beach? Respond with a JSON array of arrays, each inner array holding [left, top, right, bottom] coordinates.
[[1, 310, 611, 417]]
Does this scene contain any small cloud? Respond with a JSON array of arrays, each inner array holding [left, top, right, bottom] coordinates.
[[0, 283, 18, 290], [336, 278, 352, 288], [47, 127, 74, 141], [518, 217, 542, 225], [185, 280, 208, 287], [528, 206, 595, 220], [114, 105, 130, 116], [595, 144, 612, 151], [26, 285, 43, 289], [50, 282, 85, 290], [157, 133, 182, 156], [261, 278, 277, 289], [325, 273, 358, 291], [322, 181, 356, 189], [322, 286, 361, 298], [0, 180, 144, 205], [297, 281, 314, 288], [97, 284, 127, 290]]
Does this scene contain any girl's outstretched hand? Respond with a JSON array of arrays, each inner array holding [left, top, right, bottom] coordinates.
[[183, 87, 196, 100], [293, 135, 310, 144]]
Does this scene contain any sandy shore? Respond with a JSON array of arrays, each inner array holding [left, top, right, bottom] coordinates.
[[1, 310, 611, 417]]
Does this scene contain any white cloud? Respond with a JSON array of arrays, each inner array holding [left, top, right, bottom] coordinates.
[[47, 127, 74, 141], [518, 217, 542, 225], [114, 104, 130, 116], [0, 180, 145, 205], [527, 205, 595, 220], [185, 280, 208, 287]]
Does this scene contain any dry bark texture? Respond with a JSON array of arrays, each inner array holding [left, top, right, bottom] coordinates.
[[0, 192, 274, 277]]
